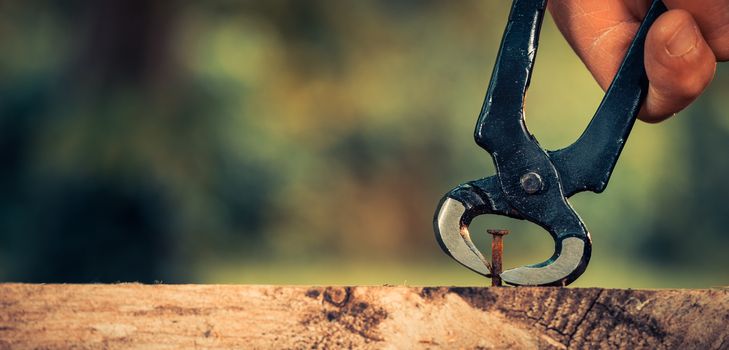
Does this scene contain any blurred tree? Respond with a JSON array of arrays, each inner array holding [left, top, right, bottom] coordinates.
[[0, 0, 179, 282]]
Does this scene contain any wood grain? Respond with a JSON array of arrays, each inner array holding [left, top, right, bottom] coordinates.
[[0, 284, 727, 349]]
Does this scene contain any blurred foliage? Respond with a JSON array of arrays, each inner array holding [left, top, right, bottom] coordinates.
[[0, 0, 727, 287]]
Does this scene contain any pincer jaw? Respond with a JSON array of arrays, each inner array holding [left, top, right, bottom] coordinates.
[[434, 191, 592, 286], [434, 196, 491, 276], [500, 236, 591, 286]]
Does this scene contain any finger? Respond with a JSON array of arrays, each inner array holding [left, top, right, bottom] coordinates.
[[641, 9, 716, 122], [664, 0, 729, 61], [548, 0, 645, 91]]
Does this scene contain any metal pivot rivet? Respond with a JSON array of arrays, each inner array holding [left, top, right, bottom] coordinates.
[[487, 229, 509, 287], [520, 172, 543, 194]]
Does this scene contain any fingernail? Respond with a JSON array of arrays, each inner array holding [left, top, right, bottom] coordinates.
[[666, 24, 698, 57]]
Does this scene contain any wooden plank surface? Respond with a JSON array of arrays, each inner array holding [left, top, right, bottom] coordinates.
[[0, 284, 727, 349]]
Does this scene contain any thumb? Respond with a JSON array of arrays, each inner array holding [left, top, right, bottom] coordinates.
[[641, 9, 716, 122]]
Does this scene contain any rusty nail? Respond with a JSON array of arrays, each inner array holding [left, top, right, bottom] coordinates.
[[487, 229, 509, 287]]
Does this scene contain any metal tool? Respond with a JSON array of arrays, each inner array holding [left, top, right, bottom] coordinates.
[[433, 0, 666, 286]]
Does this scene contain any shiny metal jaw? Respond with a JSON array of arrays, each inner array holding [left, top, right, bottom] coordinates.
[[434, 197, 491, 276], [434, 195, 591, 286], [499, 237, 589, 286]]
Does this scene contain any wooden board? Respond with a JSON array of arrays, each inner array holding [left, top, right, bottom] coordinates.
[[1, 284, 727, 349]]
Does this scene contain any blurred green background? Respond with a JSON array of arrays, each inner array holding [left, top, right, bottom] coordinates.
[[1, 0, 727, 288]]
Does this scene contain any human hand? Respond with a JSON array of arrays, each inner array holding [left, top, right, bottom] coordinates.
[[549, 0, 726, 122]]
